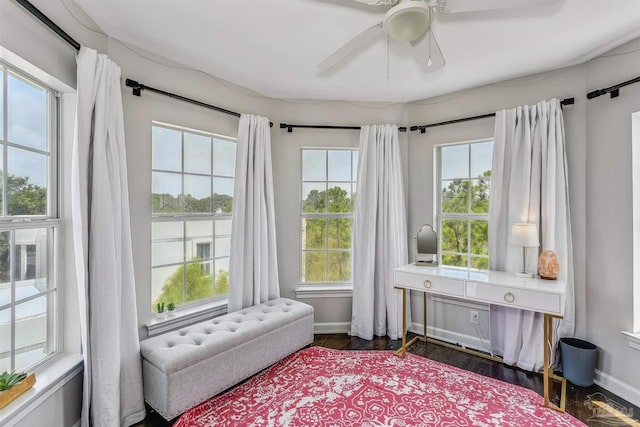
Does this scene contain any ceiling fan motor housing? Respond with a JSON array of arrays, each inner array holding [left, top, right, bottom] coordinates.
[[383, 1, 431, 42]]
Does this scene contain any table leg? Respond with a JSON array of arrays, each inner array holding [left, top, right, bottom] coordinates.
[[543, 313, 566, 412], [394, 287, 408, 358], [423, 292, 427, 343]]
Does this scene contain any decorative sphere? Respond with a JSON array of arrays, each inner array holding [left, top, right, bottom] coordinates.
[[538, 250, 559, 280]]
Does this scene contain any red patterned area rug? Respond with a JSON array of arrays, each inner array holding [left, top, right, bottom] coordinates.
[[174, 346, 585, 426]]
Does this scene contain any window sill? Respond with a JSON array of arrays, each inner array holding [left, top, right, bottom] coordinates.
[[295, 285, 353, 299], [0, 353, 83, 427], [621, 331, 640, 351], [146, 299, 228, 337]]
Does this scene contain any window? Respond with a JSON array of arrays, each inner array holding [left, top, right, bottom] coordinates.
[[151, 123, 235, 310], [301, 149, 358, 284], [0, 62, 59, 372], [437, 140, 493, 269]]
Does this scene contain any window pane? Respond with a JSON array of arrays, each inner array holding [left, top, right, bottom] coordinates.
[[14, 228, 47, 288], [442, 254, 468, 268], [0, 149, 3, 216], [184, 133, 211, 175], [471, 256, 489, 270], [7, 73, 47, 151], [152, 126, 181, 172], [352, 151, 359, 181], [15, 294, 49, 371], [471, 178, 490, 213], [0, 67, 3, 139], [215, 237, 231, 258], [184, 174, 211, 214], [303, 251, 325, 282], [152, 222, 184, 266], [470, 141, 493, 178], [213, 178, 234, 214], [0, 231, 9, 288], [302, 218, 326, 250], [328, 219, 351, 249], [328, 252, 351, 282], [302, 150, 326, 181], [213, 139, 236, 177], [302, 182, 326, 213], [186, 220, 213, 261], [327, 184, 351, 213], [441, 219, 468, 253], [0, 308, 11, 372], [152, 172, 181, 213], [152, 264, 184, 307], [470, 220, 489, 255], [7, 147, 47, 216], [214, 258, 229, 296], [215, 219, 232, 236], [328, 150, 352, 181], [185, 262, 213, 303], [441, 179, 468, 214], [441, 144, 468, 180]]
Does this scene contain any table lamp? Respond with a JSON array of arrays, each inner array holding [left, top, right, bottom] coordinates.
[[511, 223, 539, 278]]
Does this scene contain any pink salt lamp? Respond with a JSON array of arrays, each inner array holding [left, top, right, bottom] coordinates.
[[538, 250, 559, 280]]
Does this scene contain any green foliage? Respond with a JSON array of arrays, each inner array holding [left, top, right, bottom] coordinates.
[[154, 263, 229, 308], [440, 170, 491, 269], [4, 174, 47, 216], [0, 371, 27, 391], [302, 186, 352, 282], [152, 193, 232, 214], [167, 302, 175, 311], [156, 302, 165, 313]]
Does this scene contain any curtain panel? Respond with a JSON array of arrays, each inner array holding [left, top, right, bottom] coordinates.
[[351, 124, 409, 340], [229, 114, 280, 311], [489, 98, 575, 371], [72, 47, 145, 427]]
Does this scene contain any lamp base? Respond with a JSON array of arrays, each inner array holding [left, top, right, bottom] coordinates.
[[515, 272, 533, 278]]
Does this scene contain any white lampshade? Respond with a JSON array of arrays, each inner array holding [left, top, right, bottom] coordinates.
[[511, 223, 539, 247]]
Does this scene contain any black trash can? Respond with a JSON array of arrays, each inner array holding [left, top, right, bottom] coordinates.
[[560, 337, 597, 387]]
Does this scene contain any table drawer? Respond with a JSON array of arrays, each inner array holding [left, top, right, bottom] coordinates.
[[395, 271, 465, 297], [465, 281, 562, 315]]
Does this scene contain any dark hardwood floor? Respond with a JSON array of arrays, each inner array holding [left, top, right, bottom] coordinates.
[[135, 333, 640, 426]]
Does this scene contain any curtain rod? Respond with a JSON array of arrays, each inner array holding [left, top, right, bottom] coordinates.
[[410, 97, 575, 133], [587, 76, 640, 100], [15, 0, 81, 51], [279, 123, 407, 133], [126, 79, 273, 127]]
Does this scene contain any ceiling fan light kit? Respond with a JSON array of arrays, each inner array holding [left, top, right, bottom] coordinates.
[[383, 1, 430, 42]]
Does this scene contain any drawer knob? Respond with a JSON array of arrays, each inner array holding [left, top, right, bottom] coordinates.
[[423, 279, 432, 289], [504, 292, 515, 303]]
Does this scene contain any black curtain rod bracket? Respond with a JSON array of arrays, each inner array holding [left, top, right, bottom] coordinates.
[[411, 97, 574, 133], [125, 79, 273, 127], [587, 76, 640, 100], [15, 0, 81, 51], [279, 123, 407, 133]]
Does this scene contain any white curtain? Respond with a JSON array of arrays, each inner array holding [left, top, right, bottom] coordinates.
[[71, 47, 145, 427], [489, 98, 575, 371], [229, 114, 280, 311], [351, 124, 408, 340]]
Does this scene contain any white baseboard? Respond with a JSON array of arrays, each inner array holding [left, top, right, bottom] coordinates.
[[409, 322, 492, 354], [594, 369, 640, 408], [314, 322, 351, 334]]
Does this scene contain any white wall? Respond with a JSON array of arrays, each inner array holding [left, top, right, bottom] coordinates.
[[4, 0, 640, 423]]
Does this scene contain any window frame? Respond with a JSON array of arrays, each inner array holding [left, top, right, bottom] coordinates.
[[436, 138, 492, 270], [0, 59, 62, 373], [150, 121, 236, 312], [299, 147, 358, 286]]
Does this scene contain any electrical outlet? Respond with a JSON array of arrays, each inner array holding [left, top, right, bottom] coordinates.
[[470, 310, 479, 324]]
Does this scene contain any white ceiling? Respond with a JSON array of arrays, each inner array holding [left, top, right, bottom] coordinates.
[[74, 0, 640, 103]]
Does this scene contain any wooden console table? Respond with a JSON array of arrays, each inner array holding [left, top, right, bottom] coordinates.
[[394, 263, 567, 412]]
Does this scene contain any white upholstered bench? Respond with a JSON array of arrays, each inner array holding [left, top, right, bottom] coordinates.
[[140, 298, 314, 420]]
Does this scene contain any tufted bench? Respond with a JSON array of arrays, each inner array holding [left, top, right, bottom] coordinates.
[[140, 298, 314, 420]]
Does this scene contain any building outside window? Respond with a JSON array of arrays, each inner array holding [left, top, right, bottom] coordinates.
[[0, 61, 60, 372], [300, 148, 358, 285], [151, 122, 235, 311], [437, 140, 493, 269]]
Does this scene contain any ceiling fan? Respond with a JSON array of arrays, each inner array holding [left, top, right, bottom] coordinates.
[[318, 0, 558, 73]]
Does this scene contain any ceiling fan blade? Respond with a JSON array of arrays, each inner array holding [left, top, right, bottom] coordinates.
[[351, 0, 398, 5], [434, 0, 559, 14], [318, 22, 385, 72], [410, 29, 445, 73]]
